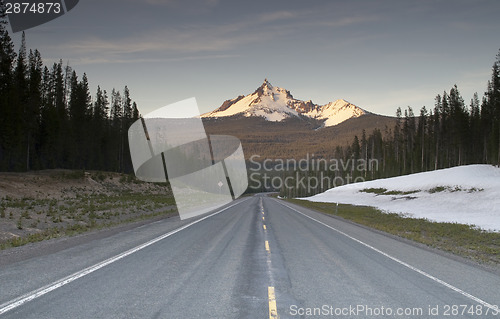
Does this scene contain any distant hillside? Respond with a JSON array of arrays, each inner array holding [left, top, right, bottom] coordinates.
[[203, 113, 396, 160]]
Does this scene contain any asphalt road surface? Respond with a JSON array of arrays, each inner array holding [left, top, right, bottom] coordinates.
[[1, 195, 500, 318]]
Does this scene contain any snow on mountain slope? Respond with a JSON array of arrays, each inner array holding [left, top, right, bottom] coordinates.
[[303, 165, 500, 232], [201, 79, 366, 127], [304, 99, 366, 127]]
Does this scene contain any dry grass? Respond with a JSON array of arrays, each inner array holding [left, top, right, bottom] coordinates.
[[0, 170, 176, 249]]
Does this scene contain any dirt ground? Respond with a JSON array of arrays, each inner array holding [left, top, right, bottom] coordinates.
[[0, 170, 176, 248]]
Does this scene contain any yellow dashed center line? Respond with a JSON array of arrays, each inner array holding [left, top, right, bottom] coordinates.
[[262, 206, 276, 318], [268, 286, 278, 319]]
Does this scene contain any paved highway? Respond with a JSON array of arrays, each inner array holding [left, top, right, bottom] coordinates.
[[1, 195, 500, 318]]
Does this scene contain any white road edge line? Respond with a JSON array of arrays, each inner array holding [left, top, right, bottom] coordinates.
[[0, 198, 249, 315], [276, 200, 499, 312]]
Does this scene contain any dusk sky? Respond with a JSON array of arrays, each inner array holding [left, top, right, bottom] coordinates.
[[9, 0, 500, 116]]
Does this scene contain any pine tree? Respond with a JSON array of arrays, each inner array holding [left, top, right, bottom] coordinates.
[[110, 88, 122, 125], [7, 31, 29, 170], [121, 86, 133, 172], [470, 92, 482, 163], [489, 50, 500, 165], [132, 102, 139, 120], [448, 85, 467, 165], [417, 106, 428, 171], [433, 95, 442, 169], [93, 86, 108, 121], [67, 71, 92, 168], [122, 86, 132, 121], [110, 88, 123, 171], [26, 49, 43, 170], [91, 86, 109, 169], [0, 6, 16, 169], [394, 107, 402, 171]]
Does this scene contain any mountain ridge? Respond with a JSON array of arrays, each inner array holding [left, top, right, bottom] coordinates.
[[201, 79, 366, 127]]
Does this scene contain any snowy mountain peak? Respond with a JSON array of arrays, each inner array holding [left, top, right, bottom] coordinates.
[[202, 80, 366, 127], [262, 78, 272, 89]]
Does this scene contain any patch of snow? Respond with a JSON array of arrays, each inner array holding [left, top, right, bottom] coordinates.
[[302, 165, 500, 232]]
